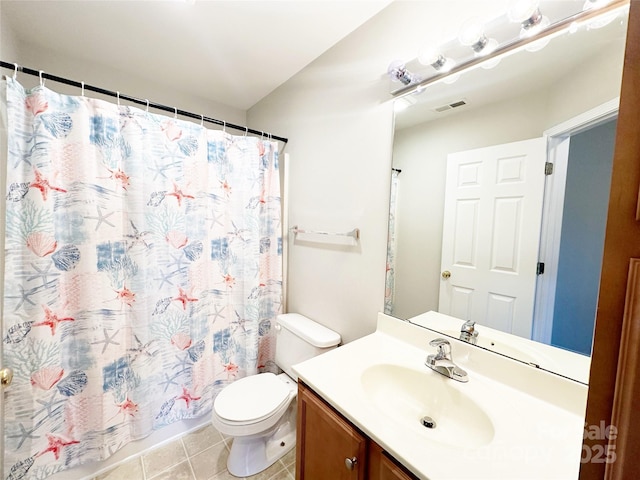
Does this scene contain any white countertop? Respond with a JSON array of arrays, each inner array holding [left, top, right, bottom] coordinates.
[[293, 313, 588, 480]]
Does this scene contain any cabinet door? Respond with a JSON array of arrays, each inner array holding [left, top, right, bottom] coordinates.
[[378, 453, 416, 480], [297, 382, 367, 480], [369, 441, 418, 480]]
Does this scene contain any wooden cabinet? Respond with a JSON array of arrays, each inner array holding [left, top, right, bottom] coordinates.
[[296, 382, 418, 480], [368, 442, 416, 480], [296, 381, 367, 479]]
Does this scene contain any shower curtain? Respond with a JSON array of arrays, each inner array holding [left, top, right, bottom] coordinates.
[[384, 169, 399, 315], [1, 77, 282, 480]]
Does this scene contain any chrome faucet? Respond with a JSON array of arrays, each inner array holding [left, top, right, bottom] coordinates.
[[459, 320, 478, 345], [425, 338, 468, 382]]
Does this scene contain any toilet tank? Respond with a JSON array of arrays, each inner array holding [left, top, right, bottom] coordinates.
[[275, 313, 341, 381]]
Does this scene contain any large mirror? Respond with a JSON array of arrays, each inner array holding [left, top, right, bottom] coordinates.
[[385, 2, 629, 383]]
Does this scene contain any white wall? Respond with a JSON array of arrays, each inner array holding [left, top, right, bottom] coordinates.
[[546, 41, 626, 126], [2, 40, 246, 126], [247, 0, 505, 344], [390, 40, 625, 319], [0, 3, 20, 62]]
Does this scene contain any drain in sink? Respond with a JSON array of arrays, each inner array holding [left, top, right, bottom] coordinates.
[[421, 416, 436, 429]]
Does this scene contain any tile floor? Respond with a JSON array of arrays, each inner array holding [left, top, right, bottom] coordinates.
[[91, 424, 295, 480]]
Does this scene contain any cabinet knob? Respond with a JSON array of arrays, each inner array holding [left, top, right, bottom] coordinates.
[[344, 456, 358, 470]]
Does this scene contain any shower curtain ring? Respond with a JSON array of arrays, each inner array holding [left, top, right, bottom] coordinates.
[[174, 107, 177, 119], [244, 126, 248, 137], [38, 70, 45, 87], [13, 63, 18, 80], [145, 99, 149, 112], [223, 121, 226, 133], [201, 114, 204, 127], [81, 81, 85, 97]]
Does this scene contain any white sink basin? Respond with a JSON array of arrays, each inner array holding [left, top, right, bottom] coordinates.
[[360, 363, 495, 448]]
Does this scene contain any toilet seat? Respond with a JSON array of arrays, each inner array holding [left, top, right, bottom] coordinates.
[[214, 372, 293, 426]]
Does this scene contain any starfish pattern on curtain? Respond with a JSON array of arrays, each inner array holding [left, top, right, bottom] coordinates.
[[2, 78, 282, 480]]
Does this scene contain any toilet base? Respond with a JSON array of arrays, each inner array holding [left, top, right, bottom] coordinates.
[[226, 407, 296, 477]]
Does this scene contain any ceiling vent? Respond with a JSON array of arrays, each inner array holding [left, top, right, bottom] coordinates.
[[434, 99, 468, 113]]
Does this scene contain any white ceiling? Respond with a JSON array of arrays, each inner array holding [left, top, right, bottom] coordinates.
[[1, 0, 392, 110]]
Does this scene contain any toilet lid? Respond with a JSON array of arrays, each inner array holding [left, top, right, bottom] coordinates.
[[214, 373, 292, 423]]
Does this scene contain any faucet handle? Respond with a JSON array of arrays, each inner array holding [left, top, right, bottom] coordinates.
[[460, 320, 479, 344], [461, 320, 476, 332], [429, 338, 450, 347], [429, 338, 451, 359]]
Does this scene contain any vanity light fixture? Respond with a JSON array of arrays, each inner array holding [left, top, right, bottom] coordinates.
[[508, 0, 550, 38], [387, 60, 419, 85], [418, 45, 456, 73], [458, 17, 498, 57], [388, 0, 628, 98]]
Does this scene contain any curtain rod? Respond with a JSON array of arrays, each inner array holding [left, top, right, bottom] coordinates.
[[1, 60, 288, 144]]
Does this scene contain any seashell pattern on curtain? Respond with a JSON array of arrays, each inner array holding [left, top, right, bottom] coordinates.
[[1, 78, 282, 480]]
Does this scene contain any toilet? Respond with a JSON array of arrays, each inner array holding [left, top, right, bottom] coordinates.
[[212, 313, 341, 477]]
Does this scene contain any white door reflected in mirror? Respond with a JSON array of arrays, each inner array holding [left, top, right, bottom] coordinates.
[[439, 137, 546, 338]]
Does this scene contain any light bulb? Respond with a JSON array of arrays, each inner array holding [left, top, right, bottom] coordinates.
[[458, 17, 499, 57], [478, 38, 499, 57], [583, 0, 613, 11], [418, 44, 441, 66], [458, 17, 486, 48], [517, 12, 550, 38], [508, 0, 549, 38], [387, 60, 416, 86], [508, 0, 540, 23], [433, 55, 456, 73], [419, 46, 456, 73]]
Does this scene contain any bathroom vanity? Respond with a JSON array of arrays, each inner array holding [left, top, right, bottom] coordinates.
[[297, 381, 417, 479], [293, 313, 588, 479]]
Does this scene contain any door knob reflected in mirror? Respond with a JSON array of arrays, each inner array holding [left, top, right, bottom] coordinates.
[[1, 367, 13, 388], [441, 270, 451, 279]]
